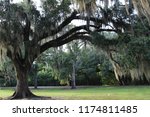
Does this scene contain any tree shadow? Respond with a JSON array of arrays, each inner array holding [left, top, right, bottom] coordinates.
[[2, 96, 52, 100]]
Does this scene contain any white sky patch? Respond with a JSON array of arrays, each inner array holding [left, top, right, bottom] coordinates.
[[12, 0, 23, 3], [71, 20, 86, 26], [12, 0, 42, 10]]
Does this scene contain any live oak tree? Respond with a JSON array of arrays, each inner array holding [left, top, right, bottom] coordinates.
[[1, 0, 149, 99], [0, 0, 102, 99], [0, 0, 92, 99]]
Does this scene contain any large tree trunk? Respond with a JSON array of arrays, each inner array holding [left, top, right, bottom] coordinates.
[[9, 61, 36, 99]]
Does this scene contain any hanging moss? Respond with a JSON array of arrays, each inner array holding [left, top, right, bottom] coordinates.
[[109, 35, 150, 85], [0, 43, 7, 69]]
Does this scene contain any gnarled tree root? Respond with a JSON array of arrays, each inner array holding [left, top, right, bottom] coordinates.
[[7, 90, 38, 100], [6, 91, 52, 100]]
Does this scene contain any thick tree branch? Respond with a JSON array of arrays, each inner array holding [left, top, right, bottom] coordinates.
[[96, 28, 117, 32], [39, 25, 95, 42], [55, 35, 91, 47], [40, 24, 117, 54], [39, 11, 78, 39], [40, 32, 91, 53], [38, 10, 120, 54], [39, 10, 120, 41], [39, 11, 113, 40], [74, 16, 130, 32]]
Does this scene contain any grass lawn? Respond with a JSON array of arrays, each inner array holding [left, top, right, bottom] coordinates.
[[0, 86, 150, 100]]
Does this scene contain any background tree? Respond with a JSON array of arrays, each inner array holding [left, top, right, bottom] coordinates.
[[92, 20, 150, 85], [34, 41, 113, 87], [66, 41, 82, 89]]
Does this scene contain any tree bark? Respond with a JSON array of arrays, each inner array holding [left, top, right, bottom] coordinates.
[[9, 62, 36, 99], [71, 61, 76, 89]]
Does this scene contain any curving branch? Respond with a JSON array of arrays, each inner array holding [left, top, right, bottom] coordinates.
[[40, 25, 118, 54], [96, 28, 117, 32], [39, 10, 117, 40], [39, 24, 100, 42], [40, 32, 91, 53], [39, 11, 78, 40]]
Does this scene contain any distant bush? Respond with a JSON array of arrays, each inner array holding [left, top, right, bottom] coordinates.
[[29, 71, 60, 86], [0, 76, 16, 87]]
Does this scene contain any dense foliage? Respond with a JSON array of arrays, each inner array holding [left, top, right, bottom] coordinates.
[[0, 41, 118, 87]]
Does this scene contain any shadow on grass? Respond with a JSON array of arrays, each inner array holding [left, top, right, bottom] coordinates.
[[1, 96, 54, 100]]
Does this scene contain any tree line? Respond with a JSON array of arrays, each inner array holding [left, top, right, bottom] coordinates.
[[0, 40, 117, 88]]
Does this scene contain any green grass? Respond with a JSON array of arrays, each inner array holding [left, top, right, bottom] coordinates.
[[0, 86, 150, 100]]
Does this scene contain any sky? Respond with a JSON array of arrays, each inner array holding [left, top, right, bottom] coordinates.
[[12, 0, 42, 10]]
